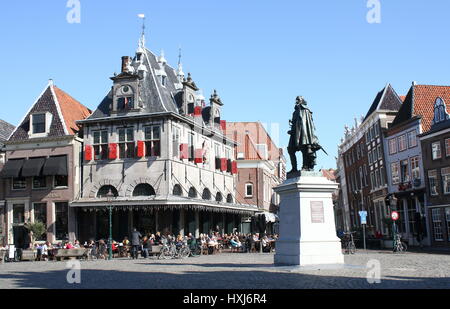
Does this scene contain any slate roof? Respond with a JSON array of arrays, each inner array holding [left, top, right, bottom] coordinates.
[[0, 119, 14, 148], [391, 84, 450, 133], [87, 48, 184, 121], [0, 119, 14, 141], [364, 84, 403, 121], [9, 82, 91, 141]]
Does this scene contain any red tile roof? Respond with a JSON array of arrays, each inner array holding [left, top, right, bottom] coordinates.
[[53, 86, 92, 135], [321, 169, 336, 181], [413, 85, 450, 133]]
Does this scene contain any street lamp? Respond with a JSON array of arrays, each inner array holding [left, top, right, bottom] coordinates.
[[390, 194, 398, 248], [354, 190, 366, 250], [106, 189, 115, 260]]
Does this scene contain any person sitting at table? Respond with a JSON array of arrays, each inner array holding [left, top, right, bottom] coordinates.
[[73, 240, 81, 248], [261, 236, 271, 252], [41, 242, 50, 261], [149, 234, 155, 246], [65, 242, 74, 249], [98, 239, 107, 259], [154, 232, 162, 245], [122, 236, 130, 246], [230, 236, 242, 251]]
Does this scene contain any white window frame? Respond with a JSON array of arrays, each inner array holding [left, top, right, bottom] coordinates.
[[442, 167, 450, 195], [398, 135, 407, 152], [391, 162, 400, 185], [432, 142, 442, 160], [389, 138, 397, 155], [245, 183, 253, 198], [428, 170, 438, 196], [410, 156, 420, 180], [408, 130, 417, 148], [29, 112, 52, 138]]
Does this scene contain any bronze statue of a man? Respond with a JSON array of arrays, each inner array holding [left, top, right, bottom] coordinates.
[[287, 96, 326, 176]]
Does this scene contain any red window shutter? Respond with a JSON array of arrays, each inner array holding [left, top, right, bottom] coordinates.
[[194, 106, 202, 117], [220, 158, 227, 171], [180, 144, 189, 159], [220, 120, 227, 132], [108, 143, 118, 160], [84, 145, 93, 161], [137, 141, 145, 158], [232, 161, 238, 174], [194, 149, 203, 164]]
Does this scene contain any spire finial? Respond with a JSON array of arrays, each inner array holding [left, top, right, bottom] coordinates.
[[138, 14, 146, 48], [177, 46, 185, 82]]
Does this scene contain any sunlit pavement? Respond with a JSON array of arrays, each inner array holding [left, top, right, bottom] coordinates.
[[0, 251, 449, 289]]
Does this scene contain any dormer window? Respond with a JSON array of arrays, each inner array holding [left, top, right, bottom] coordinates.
[[433, 97, 448, 124], [32, 114, 46, 134], [161, 76, 167, 87], [118, 97, 134, 110], [29, 112, 52, 138], [115, 85, 136, 111]]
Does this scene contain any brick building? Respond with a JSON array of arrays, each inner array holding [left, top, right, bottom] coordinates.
[[225, 122, 286, 233], [338, 84, 402, 235], [419, 86, 450, 248], [0, 80, 91, 247], [70, 33, 258, 241], [0, 119, 15, 245]]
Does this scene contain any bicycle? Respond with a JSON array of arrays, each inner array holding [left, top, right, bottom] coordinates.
[[342, 232, 356, 255], [392, 234, 407, 253], [174, 243, 191, 259], [158, 240, 177, 260]]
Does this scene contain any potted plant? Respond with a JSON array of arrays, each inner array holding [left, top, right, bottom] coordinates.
[[24, 221, 46, 248]]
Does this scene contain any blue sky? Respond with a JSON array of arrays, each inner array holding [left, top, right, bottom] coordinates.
[[1, 1, 450, 169]]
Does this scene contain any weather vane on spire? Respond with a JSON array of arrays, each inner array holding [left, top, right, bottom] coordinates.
[[138, 14, 146, 48]]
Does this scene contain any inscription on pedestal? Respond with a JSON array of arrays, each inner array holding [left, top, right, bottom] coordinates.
[[310, 201, 324, 223]]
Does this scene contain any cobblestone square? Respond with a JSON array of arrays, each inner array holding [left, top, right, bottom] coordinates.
[[0, 250, 449, 289]]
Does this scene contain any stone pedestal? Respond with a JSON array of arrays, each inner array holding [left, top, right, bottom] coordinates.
[[274, 172, 344, 266]]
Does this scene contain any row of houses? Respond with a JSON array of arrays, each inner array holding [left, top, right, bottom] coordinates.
[[0, 32, 286, 248], [336, 82, 450, 248]]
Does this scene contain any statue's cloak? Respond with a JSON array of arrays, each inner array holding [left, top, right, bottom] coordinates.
[[289, 104, 320, 150]]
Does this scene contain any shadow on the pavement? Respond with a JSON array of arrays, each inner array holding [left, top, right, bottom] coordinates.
[[0, 268, 449, 289], [142, 262, 270, 268]]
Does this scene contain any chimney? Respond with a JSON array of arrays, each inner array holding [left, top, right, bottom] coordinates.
[[121, 56, 131, 73]]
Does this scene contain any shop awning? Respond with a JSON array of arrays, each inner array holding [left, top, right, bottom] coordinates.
[[22, 157, 46, 177], [0, 159, 25, 178], [42, 155, 68, 176], [256, 211, 279, 223]]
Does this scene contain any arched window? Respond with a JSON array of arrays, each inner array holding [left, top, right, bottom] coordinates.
[[215, 192, 223, 202], [173, 184, 183, 196], [97, 185, 119, 198], [132, 183, 156, 197], [188, 187, 197, 198], [434, 97, 448, 124], [226, 194, 233, 204], [202, 188, 211, 200]]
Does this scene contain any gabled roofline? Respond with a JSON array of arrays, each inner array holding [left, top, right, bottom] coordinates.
[[49, 82, 69, 136], [7, 80, 53, 141]]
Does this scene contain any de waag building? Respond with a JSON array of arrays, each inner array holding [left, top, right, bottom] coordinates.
[[70, 35, 258, 242]]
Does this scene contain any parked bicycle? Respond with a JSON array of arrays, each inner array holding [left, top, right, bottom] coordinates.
[[392, 234, 407, 253], [158, 240, 191, 259], [342, 232, 356, 255]]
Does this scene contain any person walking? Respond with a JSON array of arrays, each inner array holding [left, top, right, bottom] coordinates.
[[131, 228, 142, 259]]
